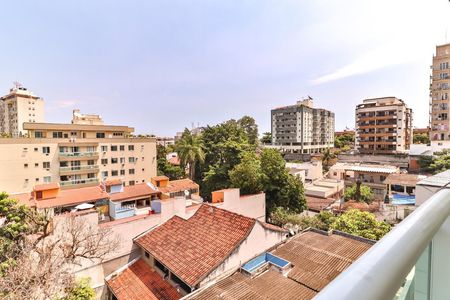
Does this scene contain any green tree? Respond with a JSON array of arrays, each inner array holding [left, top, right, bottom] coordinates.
[[330, 209, 391, 240], [237, 116, 259, 146], [322, 148, 335, 167], [175, 129, 205, 180], [261, 149, 306, 214], [419, 150, 450, 174], [334, 133, 355, 149], [269, 208, 334, 231], [413, 133, 430, 144], [156, 145, 185, 180], [229, 152, 263, 195], [344, 183, 374, 203], [260, 132, 272, 144], [61, 278, 95, 300]]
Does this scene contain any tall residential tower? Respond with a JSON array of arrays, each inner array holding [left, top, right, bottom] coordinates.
[[271, 97, 335, 154], [430, 43, 450, 143]]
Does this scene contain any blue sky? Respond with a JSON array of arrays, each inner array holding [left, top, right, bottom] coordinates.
[[1, 0, 449, 136]]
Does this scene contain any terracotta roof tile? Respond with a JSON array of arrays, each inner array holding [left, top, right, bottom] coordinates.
[[33, 182, 59, 191], [106, 259, 180, 300], [306, 196, 336, 212], [153, 175, 170, 181], [104, 179, 122, 186], [109, 183, 159, 202], [135, 204, 256, 287], [158, 179, 199, 195]]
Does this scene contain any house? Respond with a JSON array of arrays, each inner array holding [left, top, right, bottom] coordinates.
[[105, 204, 287, 299], [305, 178, 344, 199], [286, 160, 323, 183], [211, 188, 266, 221], [384, 173, 427, 205], [328, 162, 400, 199], [185, 229, 374, 300], [151, 176, 200, 200]]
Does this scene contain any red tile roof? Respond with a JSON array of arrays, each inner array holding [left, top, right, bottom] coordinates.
[[158, 179, 199, 195], [106, 259, 180, 300], [168, 157, 181, 166], [152, 175, 170, 181], [12, 185, 109, 209], [109, 183, 159, 202], [306, 196, 336, 212], [135, 204, 256, 287], [104, 179, 122, 186]]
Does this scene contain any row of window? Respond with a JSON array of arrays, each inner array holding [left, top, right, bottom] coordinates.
[[101, 145, 135, 151], [101, 157, 137, 164], [22, 146, 50, 153], [24, 161, 51, 169], [101, 169, 137, 177], [24, 176, 51, 184]]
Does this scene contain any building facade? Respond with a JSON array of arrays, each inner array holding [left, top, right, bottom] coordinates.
[[270, 98, 335, 154], [355, 97, 413, 154], [430, 43, 450, 143], [0, 112, 156, 194], [0, 85, 45, 137]]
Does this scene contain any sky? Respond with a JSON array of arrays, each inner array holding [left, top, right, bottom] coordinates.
[[1, 0, 450, 136]]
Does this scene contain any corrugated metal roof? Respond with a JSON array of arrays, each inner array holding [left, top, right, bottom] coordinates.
[[417, 170, 450, 187]]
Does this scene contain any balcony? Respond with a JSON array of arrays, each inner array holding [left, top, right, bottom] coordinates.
[[58, 151, 99, 161], [314, 188, 450, 300], [59, 177, 99, 188], [59, 165, 100, 175]]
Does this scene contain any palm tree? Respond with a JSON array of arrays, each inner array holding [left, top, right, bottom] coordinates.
[[176, 129, 205, 180]]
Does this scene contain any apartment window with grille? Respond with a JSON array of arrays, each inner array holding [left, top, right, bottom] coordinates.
[[101, 159, 108, 165], [52, 132, 63, 138], [42, 147, 50, 154], [120, 157, 125, 163], [120, 170, 125, 175], [129, 157, 135, 163], [129, 169, 135, 175], [119, 145, 125, 151], [111, 170, 118, 176], [101, 146, 108, 152], [129, 181, 135, 186], [111, 158, 118, 164], [43, 162, 50, 169], [111, 145, 118, 151], [128, 145, 134, 151]]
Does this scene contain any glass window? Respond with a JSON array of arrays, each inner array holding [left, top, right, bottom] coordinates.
[[111, 158, 118, 164], [111, 145, 118, 151], [101, 159, 108, 165], [96, 132, 105, 138], [129, 169, 135, 175], [120, 170, 125, 175], [128, 145, 134, 151], [35, 131, 44, 138], [119, 145, 125, 151], [111, 170, 118, 176], [42, 147, 50, 154], [43, 176, 51, 183], [101, 145, 108, 152], [52, 132, 63, 138], [43, 162, 50, 169]]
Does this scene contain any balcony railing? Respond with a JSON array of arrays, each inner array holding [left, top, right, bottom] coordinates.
[[59, 165, 99, 172], [60, 178, 99, 187], [59, 151, 98, 157], [314, 188, 450, 300]]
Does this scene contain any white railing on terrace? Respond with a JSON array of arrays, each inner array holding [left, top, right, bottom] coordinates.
[[59, 165, 99, 172], [60, 178, 99, 187], [313, 188, 450, 300], [59, 152, 98, 157]]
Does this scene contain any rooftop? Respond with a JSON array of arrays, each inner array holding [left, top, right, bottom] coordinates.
[[134, 204, 257, 287], [106, 259, 180, 300], [305, 196, 336, 212], [384, 173, 427, 186], [109, 183, 160, 202], [332, 162, 399, 174], [158, 179, 199, 194], [417, 169, 450, 188], [188, 229, 373, 300]]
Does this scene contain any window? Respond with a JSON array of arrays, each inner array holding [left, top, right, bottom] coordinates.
[[24, 164, 28, 168], [34, 147, 38, 152], [52, 132, 63, 138], [96, 132, 105, 138], [111, 145, 118, 151], [111, 158, 118, 164], [35, 163, 39, 167], [129, 157, 135, 163], [101, 145, 108, 152], [128, 145, 134, 151], [42, 147, 50, 154], [87, 160, 95, 165], [101, 171, 108, 178], [120, 170, 125, 175], [101, 159, 108, 165], [70, 131, 77, 136], [119, 145, 125, 151], [129, 181, 135, 186], [35, 131, 44, 138], [36, 191, 43, 199], [129, 169, 135, 175], [87, 173, 95, 179], [43, 176, 51, 183], [142, 168, 145, 172], [111, 170, 118, 176], [35, 178, 39, 182], [120, 157, 125, 163], [113, 132, 123, 137], [43, 162, 50, 169]]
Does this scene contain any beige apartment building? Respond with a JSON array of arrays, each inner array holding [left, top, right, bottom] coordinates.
[[0, 110, 156, 194], [430, 43, 450, 142], [270, 97, 335, 154], [0, 84, 45, 137], [355, 97, 412, 154]]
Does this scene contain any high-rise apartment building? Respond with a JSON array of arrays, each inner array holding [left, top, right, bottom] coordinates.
[[0, 110, 156, 194], [430, 43, 450, 142], [0, 84, 45, 137], [355, 97, 412, 154], [271, 98, 335, 154]]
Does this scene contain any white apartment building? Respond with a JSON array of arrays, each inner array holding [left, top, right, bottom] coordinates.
[[355, 97, 413, 154], [270, 97, 335, 154], [0, 110, 156, 194], [0, 84, 45, 137]]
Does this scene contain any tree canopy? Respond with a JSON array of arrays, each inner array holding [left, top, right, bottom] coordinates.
[[260, 132, 272, 144], [156, 144, 185, 180], [344, 183, 374, 203], [419, 150, 450, 174], [175, 128, 205, 180], [229, 151, 263, 195], [334, 133, 354, 149], [413, 133, 429, 145]]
